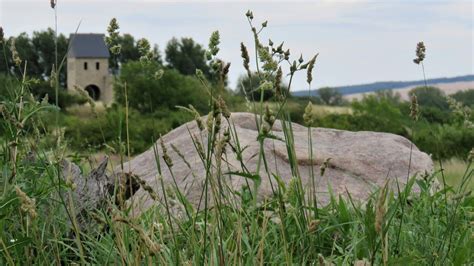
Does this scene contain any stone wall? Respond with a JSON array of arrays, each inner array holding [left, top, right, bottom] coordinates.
[[67, 57, 114, 104]]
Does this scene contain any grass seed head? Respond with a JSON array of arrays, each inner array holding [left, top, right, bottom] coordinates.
[[188, 105, 204, 131], [195, 69, 206, 83], [0, 26, 4, 44], [50, 67, 57, 88], [240, 42, 251, 76], [245, 10, 254, 20], [113, 215, 161, 255], [308, 219, 321, 233], [410, 94, 419, 121], [160, 136, 173, 168], [171, 143, 192, 169], [274, 66, 283, 98], [154, 69, 164, 80], [413, 41, 426, 65], [192, 133, 205, 159], [222, 61, 231, 80], [105, 18, 121, 55], [303, 101, 314, 126], [264, 105, 275, 126], [318, 253, 325, 266], [218, 96, 231, 119], [15, 186, 37, 220], [133, 175, 159, 201], [375, 181, 389, 233], [137, 38, 154, 62], [307, 54, 318, 85], [208, 31, 220, 56], [10, 38, 22, 67]]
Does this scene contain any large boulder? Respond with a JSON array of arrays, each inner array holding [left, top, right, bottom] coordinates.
[[115, 112, 433, 216]]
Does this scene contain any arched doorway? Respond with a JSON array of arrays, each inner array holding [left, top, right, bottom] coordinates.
[[84, 84, 101, 101]]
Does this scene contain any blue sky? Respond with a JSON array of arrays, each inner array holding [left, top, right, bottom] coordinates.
[[0, 0, 472, 91]]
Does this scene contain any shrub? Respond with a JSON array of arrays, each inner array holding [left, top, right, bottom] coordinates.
[[351, 94, 407, 135], [236, 72, 283, 101], [317, 87, 343, 106], [409, 86, 449, 110], [63, 106, 189, 155], [165, 37, 211, 78], [0, 74, 86, 109], [451, 89, 474, 107], [114, 61, 209, 114], [413, 123, 474, 160]]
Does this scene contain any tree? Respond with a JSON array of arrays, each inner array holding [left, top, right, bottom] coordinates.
[[351, 94, 406, 135], [236, 72, 286, 101], [109, 34, 162, 72], [318, 87, 343, 106], [451, 89, 474, 107], [408, 86, 448, 110], [31, 29, 68, 85], [0, 29, 68, 85], [165, 37, 210, 78], [374, 89, 401, 105], [115, 61, 208, 114]]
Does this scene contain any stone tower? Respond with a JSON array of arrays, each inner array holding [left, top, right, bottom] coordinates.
[[67, 33, 113, 104]]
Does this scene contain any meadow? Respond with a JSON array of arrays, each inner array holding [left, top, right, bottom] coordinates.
[[0, 8, 472, 265]]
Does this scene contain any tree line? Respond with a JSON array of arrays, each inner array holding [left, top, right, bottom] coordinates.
[[0, 28, 215, 86]]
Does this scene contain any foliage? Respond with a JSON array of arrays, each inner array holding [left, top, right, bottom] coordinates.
[[109, 33, 162, 72], [452, 89, 474, 107], [114, 61, 209, 114], [165, 37, 211, 78], [0, 74, 85, 109], [413, 123, 474, 160], [409, 86, 449, 110], [351, 94, 406, 135], [0, 10, 473, 266], [0, 29, 68, 85], [290, 87, 473, 160], [317, 87, 343, 106], [236, 72, 280, 101], [63, 106, 188, 155]]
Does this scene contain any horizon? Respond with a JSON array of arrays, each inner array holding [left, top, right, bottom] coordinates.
[[1, 0, 472, 91]]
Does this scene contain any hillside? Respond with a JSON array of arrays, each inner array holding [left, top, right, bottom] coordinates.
[[293, 74, 474, 97]]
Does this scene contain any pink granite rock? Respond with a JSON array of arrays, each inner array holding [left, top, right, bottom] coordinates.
[[116, 112, 433, 216]]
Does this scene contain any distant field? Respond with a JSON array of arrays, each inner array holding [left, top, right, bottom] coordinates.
[[309, 104, 352, 116], [248, 101, 352, 117], [344, 81, 474, 101], [435, 159, 473, 191]]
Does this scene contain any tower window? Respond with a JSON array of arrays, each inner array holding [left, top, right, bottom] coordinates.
[[96, 62, 100, 70], [84, 62, 88, 70]]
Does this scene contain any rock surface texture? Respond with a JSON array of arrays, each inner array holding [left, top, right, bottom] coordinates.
[[115, 112, 433, 216]]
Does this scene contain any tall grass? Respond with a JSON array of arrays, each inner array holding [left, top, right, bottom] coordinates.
[[0, 8, 472, 265]]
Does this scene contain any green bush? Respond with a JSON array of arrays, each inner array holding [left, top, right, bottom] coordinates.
[[114, 61, 209, 114], [63, 105, 193, 155], [413, 123, 474, 160], [351, 94, 407, 135], [451, 89, 474, 107], [317, 87, 343, 106], [29, 80, 87, 109], [236, 72, 280, 101], [0, 74, 86, 109], [409, 86, 449, 110]]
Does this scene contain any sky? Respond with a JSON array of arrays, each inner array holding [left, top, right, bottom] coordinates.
[[0, 0, 472, 92]]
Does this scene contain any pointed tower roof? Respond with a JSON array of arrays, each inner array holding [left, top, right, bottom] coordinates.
[[68, 33, 110, 58]]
